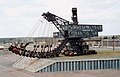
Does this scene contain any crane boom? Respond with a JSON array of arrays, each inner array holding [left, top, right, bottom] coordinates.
[[42, 12, 70, 37]]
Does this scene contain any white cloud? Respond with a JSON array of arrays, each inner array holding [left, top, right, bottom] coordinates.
[[0, 0, 120, 37], [3, 5, 40, 17], [0, 0, 4, 3], [4, 8, 19, 17]]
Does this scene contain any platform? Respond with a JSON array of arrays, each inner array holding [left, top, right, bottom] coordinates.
[[1, 52, 120, 77], [13, 56, 120, 72]]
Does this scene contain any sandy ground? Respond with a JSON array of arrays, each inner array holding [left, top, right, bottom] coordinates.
[[0, 51, 120, 77]]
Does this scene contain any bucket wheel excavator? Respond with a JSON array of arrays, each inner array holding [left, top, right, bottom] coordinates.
[[8, 8, 103, 58]]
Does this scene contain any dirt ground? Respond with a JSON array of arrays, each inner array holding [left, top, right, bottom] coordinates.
[[0, 51, 120, 77]]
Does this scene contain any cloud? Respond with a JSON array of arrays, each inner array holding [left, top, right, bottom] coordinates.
[[0, 0, 120, 37]]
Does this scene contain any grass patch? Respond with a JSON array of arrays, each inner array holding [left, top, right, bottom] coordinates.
[[53, 50, 120, 60], [97, 50, 120, 55]]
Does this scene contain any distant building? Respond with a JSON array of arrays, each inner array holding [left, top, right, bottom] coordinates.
[[0, 35, 120, 47]]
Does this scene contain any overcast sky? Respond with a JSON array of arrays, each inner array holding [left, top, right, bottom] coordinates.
[[0, 0, 120, 38]]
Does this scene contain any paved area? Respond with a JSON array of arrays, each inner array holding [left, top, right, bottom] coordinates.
[[93, 47, 120, 51], [13, 57, 55, 72], [37, 69, 120, 77], [1, 51, 120, 77]]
